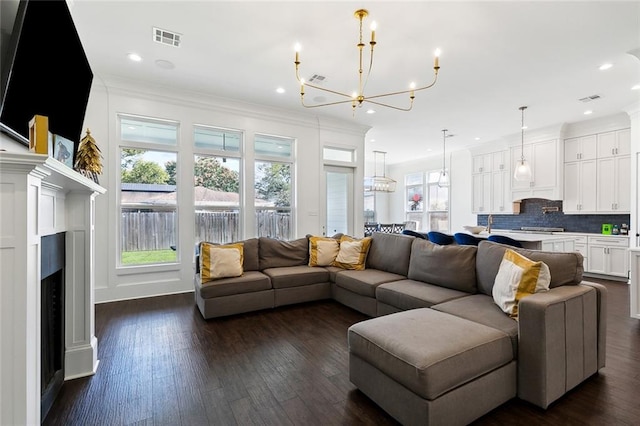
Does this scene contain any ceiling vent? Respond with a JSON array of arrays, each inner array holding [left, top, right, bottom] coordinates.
[[578, 94, 601, 103], [153, 27, 181, 47]]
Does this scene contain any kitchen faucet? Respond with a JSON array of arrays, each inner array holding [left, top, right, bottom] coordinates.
[[487, 214, 493, 233]]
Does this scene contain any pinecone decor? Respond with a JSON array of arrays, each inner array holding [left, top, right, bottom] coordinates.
[[75, 128, 103, 184]]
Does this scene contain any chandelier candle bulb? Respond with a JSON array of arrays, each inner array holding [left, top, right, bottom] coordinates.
[[370, 21, 376, 43]]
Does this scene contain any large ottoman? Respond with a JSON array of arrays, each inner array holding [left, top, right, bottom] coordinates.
[[348, 308, 516, 426]]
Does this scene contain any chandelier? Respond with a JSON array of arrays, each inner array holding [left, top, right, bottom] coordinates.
[[364, 151, 396, 192], [294, 9, 441, 113]]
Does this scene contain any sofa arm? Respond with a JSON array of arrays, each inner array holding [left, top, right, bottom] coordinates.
[[517, 284, 604, 409]]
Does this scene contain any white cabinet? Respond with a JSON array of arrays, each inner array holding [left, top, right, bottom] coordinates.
[[541, 238, 575, 252], [596, 129, 630, 158], [587, 236, 629, 278], [564, 135, 597, 161], [574, 235, 588, 269], [511, 139, 560, 200], [596, 155, 630, 212], [563, 128, 630, 214], [472, 149, 511, 213], [472, 172, 491, 213], [563, 159, 597, 213]]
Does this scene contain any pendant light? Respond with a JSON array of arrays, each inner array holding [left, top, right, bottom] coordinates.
[[513, 106, 532, 181], [437, 129, 450, 188]]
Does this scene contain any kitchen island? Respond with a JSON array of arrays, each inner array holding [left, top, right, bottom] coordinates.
[[469, 230, 576, 251]]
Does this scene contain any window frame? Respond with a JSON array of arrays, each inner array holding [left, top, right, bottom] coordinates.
[[254, 133, 295, 240], [116, 114, 181, 272], [193, 124, 244, 245]]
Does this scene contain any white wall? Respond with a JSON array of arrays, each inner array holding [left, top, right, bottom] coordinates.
[[386, 150, 473, 232], [82, 79, 368, 303]]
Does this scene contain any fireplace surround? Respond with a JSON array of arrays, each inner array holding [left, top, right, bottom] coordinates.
[[0, 152, 105, 425]]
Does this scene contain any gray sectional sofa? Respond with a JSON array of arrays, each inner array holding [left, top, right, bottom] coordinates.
[[194, 232, 607, 425]]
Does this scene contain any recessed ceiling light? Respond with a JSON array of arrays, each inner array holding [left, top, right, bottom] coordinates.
[[155, 59, 174, 69], [584, 110, 593, 115], [276, 87, 285, 94], [366, 109, 376, 114], [474, 137, 481, 141], [599, 63, 612, 70], [427, 148, 433, 152], [127, 53, 142, 62], [632, 84, 640, 91], [370, 139, 375, 142]]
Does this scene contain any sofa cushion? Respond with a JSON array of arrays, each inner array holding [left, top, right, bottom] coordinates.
[[376, 279, 470, 311], [366, 232, 413, 276], [263, 265, 330, 289], [197, 238, 259, 273], [196, 271, 271, 299], [259, 237, 309, 270], [476, 241, 583, 296], [348, 308, 513, 400], [335, 269, 405, 298], [492, 249, 551, 319], [240, 238, 260, 271], [432, 294, 519, 358], [408, 239, 477, 293], [308, 236, 340, 266], [200, 242, 243, 283], [332, 235, 372, 270]]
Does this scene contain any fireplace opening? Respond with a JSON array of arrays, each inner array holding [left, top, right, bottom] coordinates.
[[40, 233, 65, 421]]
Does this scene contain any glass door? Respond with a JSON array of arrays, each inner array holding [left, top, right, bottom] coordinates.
[[325, 166, 354, 236]]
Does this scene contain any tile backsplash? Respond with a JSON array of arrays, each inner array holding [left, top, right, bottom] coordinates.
[[477, 199, 631, 234]]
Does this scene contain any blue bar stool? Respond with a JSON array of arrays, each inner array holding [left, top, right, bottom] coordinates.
[[487, 234, 523, 248], [454, 233, 482, 246], [427, 231, 455, 245]]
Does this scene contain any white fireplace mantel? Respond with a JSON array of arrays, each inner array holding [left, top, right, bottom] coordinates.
[[0, 151, 105, 425]]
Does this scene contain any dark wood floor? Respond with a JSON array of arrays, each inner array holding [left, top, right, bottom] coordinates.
[[45, 279, 640, 425]]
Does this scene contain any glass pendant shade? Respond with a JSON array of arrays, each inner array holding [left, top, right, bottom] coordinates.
[[513, 159, 532, 181], [438, 170, 449, 187]]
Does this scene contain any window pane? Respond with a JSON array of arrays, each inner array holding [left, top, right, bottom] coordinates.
[[255, 160, 291, 239], [120, 149, 177, 265], [255, 134, 293, 158], [428, 185, 449, 211], [405, 172, 423, 186], [364, 193, 375, 223], [120, 117, 178, 145], [194, 126, 241, 152], [406, 186, 423, 212], [194, 155, 241, 244], [429, 212, 449, 232], [255, 161, 291, 208], [427, 171, 442, 184], [323, 147, 353, 162], [405, 212, 423, 230]]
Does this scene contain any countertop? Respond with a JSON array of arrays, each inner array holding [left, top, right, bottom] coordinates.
[[469, 230, 576, 242]]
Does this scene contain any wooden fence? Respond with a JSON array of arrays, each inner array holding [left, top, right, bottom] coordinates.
[[121, 210, 291, 251]]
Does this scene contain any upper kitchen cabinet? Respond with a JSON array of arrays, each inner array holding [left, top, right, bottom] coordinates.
[[472, 149, 512, 214], [564, 134, 597, 162], [511, 138, 561, 201], [596, 129, 630, 158]]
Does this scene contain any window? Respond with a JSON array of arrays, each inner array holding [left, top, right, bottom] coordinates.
[[403, 170, 449, 232], [194, 126, 242, 245], [427, 170, 449, 232], [405, 172, 423, 229], [364, 192, 375, 223], [254, 134, 294, 240], [118, 115, 179, 266], [323, 146, 355, 163]]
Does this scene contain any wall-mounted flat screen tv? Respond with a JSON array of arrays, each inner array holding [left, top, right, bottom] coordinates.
[[0, 0, 93, 146]]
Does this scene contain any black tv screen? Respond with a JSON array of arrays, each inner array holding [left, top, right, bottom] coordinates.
[[0, 0, 93, 146]]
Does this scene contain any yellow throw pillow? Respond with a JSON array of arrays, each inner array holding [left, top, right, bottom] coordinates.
[[309, 236, 340, 266], [200, 242, 244, 283], [492, 249, 550, 319], [332, 235, 372, 270]]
